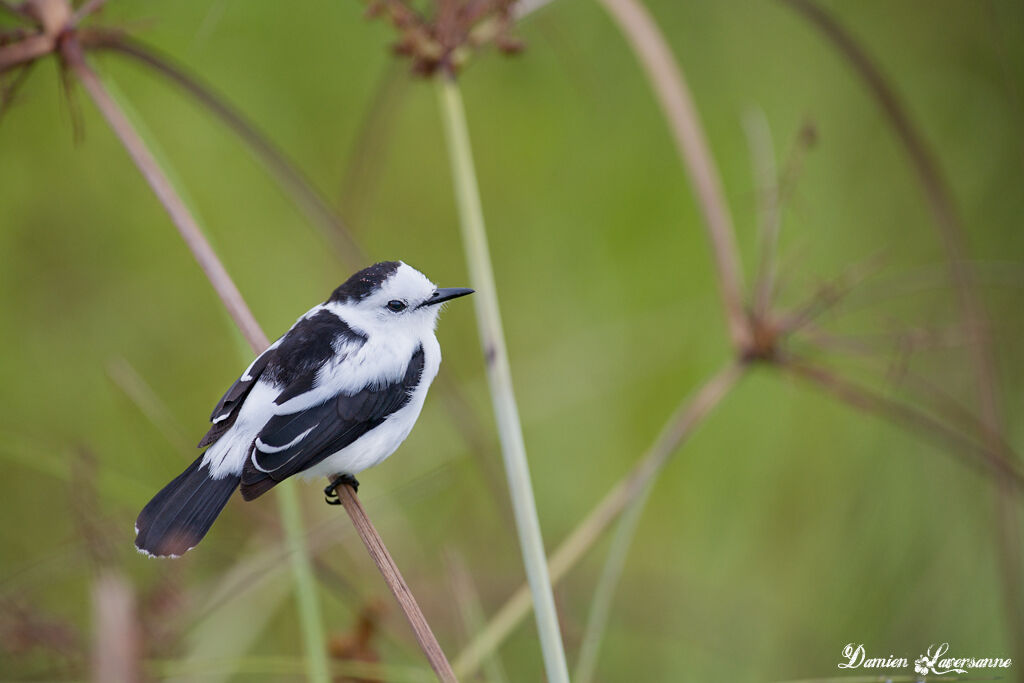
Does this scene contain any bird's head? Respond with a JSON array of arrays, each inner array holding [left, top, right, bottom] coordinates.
[[327, 261, 473, 335]]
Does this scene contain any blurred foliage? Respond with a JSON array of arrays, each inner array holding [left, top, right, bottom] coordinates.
[[1, 0, 1023, 680]]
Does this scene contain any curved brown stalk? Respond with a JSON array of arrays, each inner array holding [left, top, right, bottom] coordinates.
[[779, 358, 1024, 491], [64, 37, 267, 352], [337, 59, 406, 231], [0, 59, 34, 121], [336, 484, 457, 683], [742, 108, 781, 323], [596, 0, 749, 351], [0, 32, 51, 74], [793, 331, 1018, 458], [71, 0, 107, 26], [79, 29, 365, 267], [778, 0, 1021, 657]]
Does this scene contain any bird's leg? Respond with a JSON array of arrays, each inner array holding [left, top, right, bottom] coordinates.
[[324, 473, 360, 505]]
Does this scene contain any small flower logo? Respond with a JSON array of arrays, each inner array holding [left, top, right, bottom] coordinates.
[[917, 643, 968, 676]]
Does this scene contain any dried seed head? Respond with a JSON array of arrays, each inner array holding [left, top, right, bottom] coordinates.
[[365, 0, 523, 76]]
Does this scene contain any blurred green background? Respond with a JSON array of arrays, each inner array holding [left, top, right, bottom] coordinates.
[[2, 0, 1023, 680]]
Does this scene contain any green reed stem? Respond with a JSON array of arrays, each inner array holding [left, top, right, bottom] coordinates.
[[276, 482, 330, 683], [436, 74, 570, 683]]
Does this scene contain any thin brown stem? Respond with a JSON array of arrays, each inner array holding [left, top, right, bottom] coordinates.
[[775, 253, 885, 336], [79, 30, 365, 267], [747, 120, 815, 324], [597, 0, 749, 351], [0, 32, 51, 74], [337, 59, 406, 231], [91, 571, 142, 683], [64, 36, 268, 353], [0, 59, 34, 121], [336, 484, 457, 683], [794, 331, 1017, 458], [71, 0, 106, 25], [779, 358, 1024, 491], [796, 320, 982, 359], [775, 2, 1000, 410], [779, 0, 1021, 655], [869, 355, 1018, 464], [453, 361, 745, 677], [742, 108, 780, 322]]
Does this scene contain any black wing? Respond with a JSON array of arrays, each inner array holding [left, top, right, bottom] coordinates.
[[239, 346, 426, 500], [197, 345, 276, 448], [198, 309, 368, 450]]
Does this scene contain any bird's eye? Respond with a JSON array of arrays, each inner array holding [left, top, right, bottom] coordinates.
[[386, 300, 407, 312]]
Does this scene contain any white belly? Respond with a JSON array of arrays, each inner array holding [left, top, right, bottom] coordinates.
[[301, 396, 425, 478]]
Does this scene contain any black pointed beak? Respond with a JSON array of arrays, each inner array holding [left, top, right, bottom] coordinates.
[[420, 287, 474, 307]]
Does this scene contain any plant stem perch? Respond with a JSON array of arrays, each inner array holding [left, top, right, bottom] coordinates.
[[65, 38, 452, 683], [336, 484, 458, 682]]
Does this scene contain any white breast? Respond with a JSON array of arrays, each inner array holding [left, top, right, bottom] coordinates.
[[302, 333, 441, 478]]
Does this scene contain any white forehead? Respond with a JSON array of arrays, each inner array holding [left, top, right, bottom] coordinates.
[[373, 262, 436, 303]]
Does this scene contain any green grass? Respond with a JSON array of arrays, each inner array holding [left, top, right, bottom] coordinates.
[[0, 0, 1021, 680]]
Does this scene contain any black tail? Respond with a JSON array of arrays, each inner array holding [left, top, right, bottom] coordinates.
[[135, 456, 240, 557]]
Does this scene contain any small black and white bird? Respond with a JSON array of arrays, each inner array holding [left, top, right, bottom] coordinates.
[[135, 261, 472, 557]]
